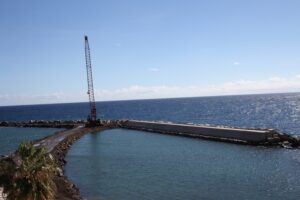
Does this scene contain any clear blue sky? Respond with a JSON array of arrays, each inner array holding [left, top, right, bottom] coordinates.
[[1, 0, 300, 105]]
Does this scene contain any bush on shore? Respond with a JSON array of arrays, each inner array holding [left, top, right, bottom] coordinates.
[[0, 142, 57, 200]]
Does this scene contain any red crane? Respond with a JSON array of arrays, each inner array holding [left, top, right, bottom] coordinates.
[[84, 36, 97, 123]]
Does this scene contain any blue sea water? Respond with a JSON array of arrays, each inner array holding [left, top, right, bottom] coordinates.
[[1, 93, 300, 135], [1, 93, 300, 199]]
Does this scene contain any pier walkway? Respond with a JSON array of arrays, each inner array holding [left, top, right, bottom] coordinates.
[[33, 125, 86, 153]]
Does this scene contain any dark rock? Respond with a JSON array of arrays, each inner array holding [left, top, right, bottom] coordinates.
[[0, 121, 9, 126]]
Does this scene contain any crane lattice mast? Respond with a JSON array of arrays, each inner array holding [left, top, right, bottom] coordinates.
[[84, 36, 97, 122]]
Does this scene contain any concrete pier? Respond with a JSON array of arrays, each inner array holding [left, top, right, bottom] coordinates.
[[0, 119, 299, 147], [119, 120, 298, 146]]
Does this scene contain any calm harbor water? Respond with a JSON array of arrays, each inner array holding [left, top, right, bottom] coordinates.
[[0, 127, 60, 155], [1, 93, 300, 199], [65, 129, 300, 200]]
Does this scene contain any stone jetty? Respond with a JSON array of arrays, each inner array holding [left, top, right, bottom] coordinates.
[[0, 120, 86, 129], [1, 119, 299, 148], [118, 120, 300, 148]]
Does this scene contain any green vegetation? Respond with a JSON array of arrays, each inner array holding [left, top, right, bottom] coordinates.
[[0, 142, 57, 200]]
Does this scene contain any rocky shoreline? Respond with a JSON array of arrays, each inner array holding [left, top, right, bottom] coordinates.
[[0, 124, 111, 200], [0, 120, 86, 129], [44, 126, 109, 199], [49, 130, 87, 199]]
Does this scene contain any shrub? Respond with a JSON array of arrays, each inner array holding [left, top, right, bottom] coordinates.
[[0, 142, 57, 200]]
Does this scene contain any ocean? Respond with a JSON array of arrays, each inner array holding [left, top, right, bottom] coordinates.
[[1, 93, 300, 199], [1, 93, 300, 135]]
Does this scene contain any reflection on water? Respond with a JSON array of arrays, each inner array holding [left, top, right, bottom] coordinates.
[[65, 129, 300, 200]]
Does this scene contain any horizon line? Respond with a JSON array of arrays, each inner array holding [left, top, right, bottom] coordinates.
[[1, 91, 299, 108]]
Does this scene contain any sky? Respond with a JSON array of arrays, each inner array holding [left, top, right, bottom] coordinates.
[[0, 0, 300, 106]]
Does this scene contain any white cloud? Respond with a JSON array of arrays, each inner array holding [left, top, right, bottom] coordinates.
[[1, 75, 300, 106], [148, 68, 159, 72], [90, 74, 300, 101], [233, 62, 240, 65], [268, 76, 285, 82]]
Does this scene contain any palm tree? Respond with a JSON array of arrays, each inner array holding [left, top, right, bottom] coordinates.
[[0, 142, 57, 200]]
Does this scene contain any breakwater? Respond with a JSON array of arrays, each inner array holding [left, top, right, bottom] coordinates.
[[0, 120, 85, 129], [118, 120, 300, 147], [1, 120, 299, 148], [47, 126, 107, 199]]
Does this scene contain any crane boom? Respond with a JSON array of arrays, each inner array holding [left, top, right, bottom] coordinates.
[[84, 36, 97, 122]]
